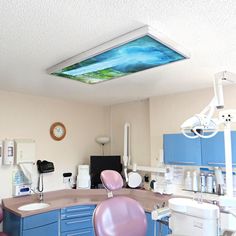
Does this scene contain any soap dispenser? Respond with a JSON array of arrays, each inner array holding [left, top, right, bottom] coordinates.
[[184, 171, 192, 191]]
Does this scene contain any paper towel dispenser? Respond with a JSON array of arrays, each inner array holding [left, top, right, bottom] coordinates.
[[15, 139, 36, 164]]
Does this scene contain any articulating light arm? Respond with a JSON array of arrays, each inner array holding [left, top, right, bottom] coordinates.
[[181, 97, 219, 139], [181, 71, 235, 139], [123, 123, 131, 182], [181, 71, 236, 199]]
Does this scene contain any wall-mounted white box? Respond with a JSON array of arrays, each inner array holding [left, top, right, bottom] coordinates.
[[15, 139, 36, 164], [3, 139, 14, 165]]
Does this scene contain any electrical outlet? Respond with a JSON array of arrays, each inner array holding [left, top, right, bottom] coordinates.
[[63, 176, 71, 184]]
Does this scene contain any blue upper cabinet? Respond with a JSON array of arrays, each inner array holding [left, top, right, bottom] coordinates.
[[164, 133, 202, 165], [201, 131, 236, 166]]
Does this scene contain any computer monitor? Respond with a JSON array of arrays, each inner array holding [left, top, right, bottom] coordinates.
[[90, 155, 122, 189]]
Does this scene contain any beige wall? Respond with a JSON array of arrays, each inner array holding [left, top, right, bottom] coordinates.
[[110, 99, 150, 166], [1, 84, 236, 199], [108, 84, 236, 169], [0, 90, 109, 199]]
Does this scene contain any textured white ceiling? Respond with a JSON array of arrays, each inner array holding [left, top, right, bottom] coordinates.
[[0, 0, 236, 105]]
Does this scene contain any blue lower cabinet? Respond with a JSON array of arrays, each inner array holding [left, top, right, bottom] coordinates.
[[61, 216, 93, 232], [61, 205, 96, 236], [3, 209, 59, 236], [146, 212, 155, 235], [22, 221, 58, 236], [61, 228, 94, 236], [145, 212, 170, 236]]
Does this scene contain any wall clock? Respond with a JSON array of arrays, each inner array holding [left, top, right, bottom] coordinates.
[[50, 122, 66, 141]]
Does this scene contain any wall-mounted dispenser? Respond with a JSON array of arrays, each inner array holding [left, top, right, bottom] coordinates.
[[3, 139, 14, 165], [15, 139, 35, 164]]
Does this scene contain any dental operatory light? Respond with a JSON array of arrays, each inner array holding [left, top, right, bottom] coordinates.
[[48, 26, 190, 84], [181, 71, 236, 139], [181, 71, 236, 198]]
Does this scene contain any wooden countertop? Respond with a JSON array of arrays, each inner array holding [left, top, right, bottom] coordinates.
[[2, 188, 172, 217]]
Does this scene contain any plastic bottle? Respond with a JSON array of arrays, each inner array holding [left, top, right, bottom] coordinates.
[[192, 171, 198, 192], [207, 173, 213, 193], [184, 171, 192, 191], [200, 172, 206, 192]]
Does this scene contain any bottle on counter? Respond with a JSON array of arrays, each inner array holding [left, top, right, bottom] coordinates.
[[192, 171, 198, 192], [207, 173, 213, 193], [184, 171, 192, 190], [200, 172, 206, 192]]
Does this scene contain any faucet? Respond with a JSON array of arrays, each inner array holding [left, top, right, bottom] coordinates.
[[30, 174, 45, 202], [37, 173, 44, 202], [193, 191, 203, 203], [39, 191, 44, 202], [31, 188, 44, 202]]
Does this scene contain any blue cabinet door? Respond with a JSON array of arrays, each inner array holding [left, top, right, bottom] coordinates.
[[201, 131, 236, 166], [145, 212, 170, 236], [61, 205, 95, 236], [164, 133, 202, 165], [3, 209, 59, 236], [23, 222, 58, 236], [146, 212, 154, 236]]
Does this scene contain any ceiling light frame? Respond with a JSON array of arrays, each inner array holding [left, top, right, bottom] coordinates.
[[48, 25, 190, 84]]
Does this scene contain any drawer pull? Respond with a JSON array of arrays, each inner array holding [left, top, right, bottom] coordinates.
[[66, 230, 91, 236], [66, 219, 90, 225], [208, 162, 224, 165], [65, 213, 91, 218], [207, 162, 236, 165], [66, 207, 91, 212], [169, 161, 196, 164]]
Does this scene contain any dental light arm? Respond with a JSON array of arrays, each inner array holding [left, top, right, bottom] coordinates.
[[181, 71, 236, 198], [123, 123, 131, 182], [181, 97, 219, 139], [181, 71, 232, 139]]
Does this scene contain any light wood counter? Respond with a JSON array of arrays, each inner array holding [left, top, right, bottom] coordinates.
[[2, 188, 172, 217]]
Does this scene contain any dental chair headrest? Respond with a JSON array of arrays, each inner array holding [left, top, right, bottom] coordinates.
[[101, 170, 123, 191]]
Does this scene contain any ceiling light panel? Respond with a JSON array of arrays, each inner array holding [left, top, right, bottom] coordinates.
[[48, 26, 190, 84]]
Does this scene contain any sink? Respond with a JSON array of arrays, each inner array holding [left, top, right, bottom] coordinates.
[[18, 202, 50, 211], [168, 198, 219, 218]]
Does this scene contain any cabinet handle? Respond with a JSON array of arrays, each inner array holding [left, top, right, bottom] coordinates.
[[66, 230, 91, 236], [207, 162, 236, 166], [65, 213, 91, 218], [66, 219, 90, 225], [169, 161, 196, 164], [66, 207, 91, 212], [207, 162, 225, 165]]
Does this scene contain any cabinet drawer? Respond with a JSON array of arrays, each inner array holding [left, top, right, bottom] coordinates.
[[23, 221, 58, 236], [61, 216, 93, 232], [61, 205, 95, 220], [61, 228, 94, 236], [23, 210, 59, 230]]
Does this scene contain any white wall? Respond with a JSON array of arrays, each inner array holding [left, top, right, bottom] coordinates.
[[109, 99, 150, 166], [0, 90, 109, 199]]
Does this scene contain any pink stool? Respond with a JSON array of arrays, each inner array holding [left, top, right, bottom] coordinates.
[[93, 170, 147, 236], [0, 207, 8, 236]]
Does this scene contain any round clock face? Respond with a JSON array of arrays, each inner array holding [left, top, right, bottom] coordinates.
[[50, 122, 66, 141]]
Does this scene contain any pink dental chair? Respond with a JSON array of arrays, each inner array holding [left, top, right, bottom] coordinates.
[[93, 170, 147, 236], [0, 207, 8, 236]]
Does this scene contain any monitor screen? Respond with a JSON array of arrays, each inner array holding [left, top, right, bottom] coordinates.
[[90, 155, 122, 188]]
